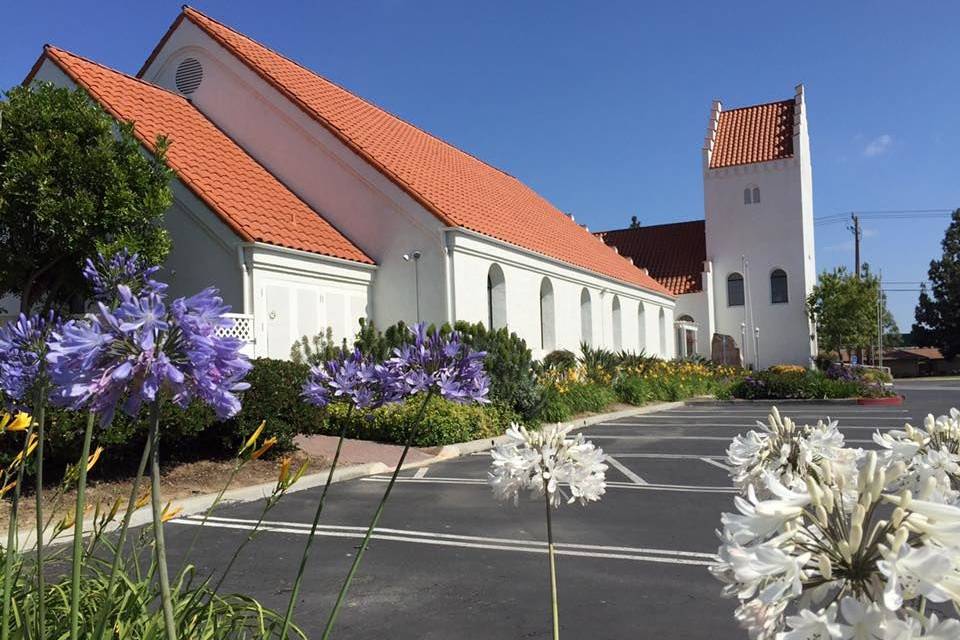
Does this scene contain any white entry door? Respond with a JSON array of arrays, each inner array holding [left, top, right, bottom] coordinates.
[[263, 283, 325, 359]]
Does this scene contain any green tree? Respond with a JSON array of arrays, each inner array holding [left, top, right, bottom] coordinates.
[[913, 209, 960, 358], [807, 266, 896, 361], [0, 82, 172, 312]]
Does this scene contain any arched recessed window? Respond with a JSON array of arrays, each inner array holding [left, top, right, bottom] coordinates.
[[770, 268, 788, 304], [580, 288, 593, 347], [744, 185, 760, 205], [611, 296, 622, 351], [727, 273, 745, 307], [487, 264, 506, 329], [637, 303, 647, 353], [675, 314, 698, 358], [752, 187, 760, 203], [539, 278, 555, 351], [658, 307, 667, 356]]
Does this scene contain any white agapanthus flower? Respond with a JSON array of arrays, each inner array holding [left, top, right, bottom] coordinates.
[[712, 446, 960, 640], [727, 407, 861, 496], [875, 410, 960, 505], [489, 422, 607, 507]]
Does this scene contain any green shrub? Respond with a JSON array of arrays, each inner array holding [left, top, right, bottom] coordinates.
[[322, 397, 514, 446], [542, 349, 577, 371], [536, 382, 618, 423], [614, 375, 651, 405], [289, 327, 347, 365], [729, 369, 886, 400]]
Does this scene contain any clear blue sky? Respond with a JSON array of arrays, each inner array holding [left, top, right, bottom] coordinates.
[[2, 1, 957, 330]]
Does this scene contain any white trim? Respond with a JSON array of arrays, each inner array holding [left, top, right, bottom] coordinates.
[[243, 241, 377, 272]]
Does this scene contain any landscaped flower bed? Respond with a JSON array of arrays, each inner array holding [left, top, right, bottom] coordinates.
[[729, 366, 895, 400]]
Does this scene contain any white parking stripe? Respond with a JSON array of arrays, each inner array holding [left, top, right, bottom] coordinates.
[[173, 515, 718, 566], [700, 457, 731, 472], [605, 455, 647, 485], [361, 476, 735, 493], [612, 453, 725, 460], [593, 423, 898, 431], [413, 467, 429, 479], [610, 416, 911, 422], [586, 434, 875, 444]]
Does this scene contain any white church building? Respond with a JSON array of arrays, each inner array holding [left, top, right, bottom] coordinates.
[[23, 7, 816, 366]]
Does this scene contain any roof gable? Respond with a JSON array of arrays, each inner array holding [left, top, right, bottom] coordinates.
[[37, 47, 373, 265], [596, 221, 706, 296], [165, 7, 671, 296], [709, 99, 795, 169]]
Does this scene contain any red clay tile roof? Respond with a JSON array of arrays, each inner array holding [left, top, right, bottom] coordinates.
[[36, 46, 373, 265], [170, 7, 670, 296], [596, 221, 706, 296], [709, 100, 795, 169]]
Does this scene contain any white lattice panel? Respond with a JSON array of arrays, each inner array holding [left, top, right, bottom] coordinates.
[[217, 313, 255, 343]]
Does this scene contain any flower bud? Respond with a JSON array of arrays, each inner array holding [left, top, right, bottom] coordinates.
[[891, 526, 908, 553], [816, 505, 830, 528], [838, 540, 852, 563], [849, 523, 863, 551], [817, 554, 833, 580], [919, 476, 936, 501], [892, 507, 906, 528], [806, 476, 822, 508]]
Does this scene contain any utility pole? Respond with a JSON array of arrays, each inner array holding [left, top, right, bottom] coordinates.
[[849, 213, 862, 278]]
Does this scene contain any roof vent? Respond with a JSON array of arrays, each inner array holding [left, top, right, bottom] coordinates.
[[174, 58, 203, 95]]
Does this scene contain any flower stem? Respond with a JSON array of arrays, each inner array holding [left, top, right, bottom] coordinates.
[[33, 395, 46, 640], [90, 425, 151, 640], [1, 424, 35, 640], [147, 402, 177, 640], [320, 390, 435, 640], [69, 411, 95, 640], [544, 486, 560, 640], [280, 405, 353, 640]]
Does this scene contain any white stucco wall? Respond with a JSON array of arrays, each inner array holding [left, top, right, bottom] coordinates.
[[703, 88, 817, 368], [448, 231, 675, 359]]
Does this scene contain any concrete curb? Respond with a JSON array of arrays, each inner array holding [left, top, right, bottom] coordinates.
[[10, 400, 687, 551]]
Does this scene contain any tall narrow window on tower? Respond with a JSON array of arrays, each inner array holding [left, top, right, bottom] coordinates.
[[727, 273, 745, 306], [770, 268, 788, 304]]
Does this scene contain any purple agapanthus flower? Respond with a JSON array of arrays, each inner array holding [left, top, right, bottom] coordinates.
[[47, 283, 251, 426], [0, 311, 61, 403], [83, 248, 167, 305], [390, 323, 489, 404], [303, 348, 406, 410]]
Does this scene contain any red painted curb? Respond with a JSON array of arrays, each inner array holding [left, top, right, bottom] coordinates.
[[857, 396, 904, 406]]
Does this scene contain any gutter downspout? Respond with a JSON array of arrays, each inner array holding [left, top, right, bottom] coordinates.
[[441, 229, 454, 326], [237, 244, 251, 315]]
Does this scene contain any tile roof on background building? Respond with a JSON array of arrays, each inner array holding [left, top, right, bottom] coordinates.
[[596, 221, 706, 296], [709, 99, 795, 169], [36, 46, 373, 265], [164, 7, 671, 295]]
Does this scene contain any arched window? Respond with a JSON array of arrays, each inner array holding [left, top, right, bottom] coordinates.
[[539, 278, 555, 351], [637, 303, 647, 353], [752, 187, 760, 203], [611, 296, 622, 351], [727, 273, 745, 307], [487, 264, 506, 329], [770, 268, 788, 304], [744, 185, 760, 205], [580, 288, 593, 346], [658, 307, 667, 356], [675, 314, 698, 358]]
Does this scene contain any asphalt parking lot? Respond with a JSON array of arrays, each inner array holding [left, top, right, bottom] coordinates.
[[162, 379, 960, 639]]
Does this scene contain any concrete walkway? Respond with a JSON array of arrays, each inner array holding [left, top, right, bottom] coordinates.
[[294, 434, 435, 467]]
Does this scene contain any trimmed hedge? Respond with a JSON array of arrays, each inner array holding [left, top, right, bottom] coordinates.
[[729, 369, 889, 400]]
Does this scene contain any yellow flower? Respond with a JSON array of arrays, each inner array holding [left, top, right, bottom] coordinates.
[[59, 510, 76, 531], [277, 457, 292, 484], [86, 446, 104, 472], [134, 491, 150, 510], [161, 502, 182, 523], [241, 421, 266, 454], [0, 481, 16, 498], [1, 412, 31, 433], [251, 437, 277, 460], [9, 433, 39, 468]]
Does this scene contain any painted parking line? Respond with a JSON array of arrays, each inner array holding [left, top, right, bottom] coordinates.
[[361, 476, 735, 494], [612, 415, 912, 422], [659, 409, 909, 414], [594, 422, 905, 431], [173, 515, 719, 566], [700, 457, 731, 472], [413, 467, 429, 479], [585, 435, 875, 445], [605, 455, 647, 485], [610, 453, 725, 460]]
